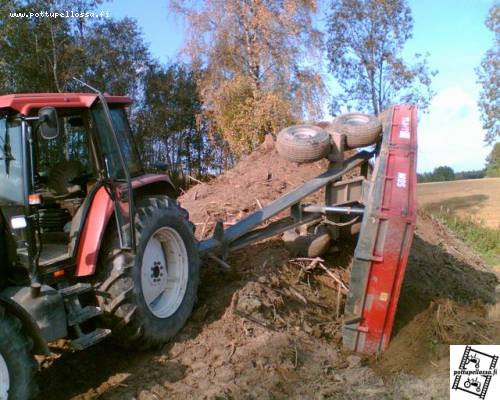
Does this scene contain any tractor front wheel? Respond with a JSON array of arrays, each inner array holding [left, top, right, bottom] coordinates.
[[97, 196, 200, 349], [0, 308, 38, 400]]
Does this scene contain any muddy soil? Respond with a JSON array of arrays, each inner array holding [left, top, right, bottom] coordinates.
[[39, 143, 498, 399]]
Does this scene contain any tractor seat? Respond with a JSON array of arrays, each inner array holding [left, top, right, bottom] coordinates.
[[47, 160, 85, 197]]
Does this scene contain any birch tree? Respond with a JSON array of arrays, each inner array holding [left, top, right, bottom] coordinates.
[[477, 4, 499, 145], [170, 0, 326, 155], [326, 0, 437, 115]]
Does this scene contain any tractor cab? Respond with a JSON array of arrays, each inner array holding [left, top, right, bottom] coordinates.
[[0, 93, 140, 284], [0, 91, 198, 399]]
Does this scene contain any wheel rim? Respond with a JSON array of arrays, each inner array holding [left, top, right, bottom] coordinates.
[[293, 126, 318, 140], [345, 115, 369, 125], [0, 353, 9, 400], [141, 227, 189, 318]]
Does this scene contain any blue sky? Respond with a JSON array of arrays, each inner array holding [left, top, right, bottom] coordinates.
[[105, 0, 495, 173]]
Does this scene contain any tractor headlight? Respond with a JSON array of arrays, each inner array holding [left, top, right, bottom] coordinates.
[[10, 216, 27, 230]]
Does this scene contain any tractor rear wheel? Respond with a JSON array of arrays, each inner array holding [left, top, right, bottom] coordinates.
[[97, 196, 200, 349], [0, 309, 38, 400]]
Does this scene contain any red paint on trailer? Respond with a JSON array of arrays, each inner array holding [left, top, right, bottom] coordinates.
[[344, 105, 418, 353]]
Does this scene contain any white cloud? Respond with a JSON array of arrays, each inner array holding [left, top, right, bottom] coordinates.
[[417, 86, 491, 173]]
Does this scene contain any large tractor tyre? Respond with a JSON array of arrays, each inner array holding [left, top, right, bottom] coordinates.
[[97, 196, 200, 349], [329, 113, 382, 148], [0, 309, 38, 400], [276, 124, 331, 163]]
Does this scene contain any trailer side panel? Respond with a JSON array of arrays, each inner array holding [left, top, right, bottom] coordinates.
[[343, 104, 418, 353]]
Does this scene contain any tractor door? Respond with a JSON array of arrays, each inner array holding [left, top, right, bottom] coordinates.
[[0, 116, 32, 270], [91, 99, 140, 250]]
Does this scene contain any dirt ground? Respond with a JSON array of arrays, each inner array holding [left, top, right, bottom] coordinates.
[[39, 143, 499, 399], [417, 178, 500, 228]]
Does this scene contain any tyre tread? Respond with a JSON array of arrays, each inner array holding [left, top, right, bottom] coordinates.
[[328, 112, 382, 148], [96, 195, 200, 349], [0, 308, 38, 399], [276, 124, 331, 163]]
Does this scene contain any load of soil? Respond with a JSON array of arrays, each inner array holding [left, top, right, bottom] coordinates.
[[39, 140, 498, 399], [179, 136, 332, 241]]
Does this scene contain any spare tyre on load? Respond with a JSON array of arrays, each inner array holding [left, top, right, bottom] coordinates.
[[327, 112, 382, 148], [276, 124, 331, 163]]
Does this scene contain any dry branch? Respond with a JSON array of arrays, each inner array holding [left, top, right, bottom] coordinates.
[[187, 175, 204, 185], [318, 263, 348, 292]]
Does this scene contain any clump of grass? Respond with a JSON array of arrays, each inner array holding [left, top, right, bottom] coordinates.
[[430, 299, 493, 344], [433, 210, 500, 267]]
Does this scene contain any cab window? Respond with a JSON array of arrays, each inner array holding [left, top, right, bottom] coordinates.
[[0, 117, 24, 205], [91, 104, 142, 180], [109, 108, 142, 176], [36, 112, 93, 177]]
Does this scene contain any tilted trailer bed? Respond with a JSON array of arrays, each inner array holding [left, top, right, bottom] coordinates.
[[198, 104, 418, 353]]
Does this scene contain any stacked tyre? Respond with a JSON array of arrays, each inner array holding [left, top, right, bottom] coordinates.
[[276, 125, 331, 163], [326, 113, 382, 149], [276, 112, 382, 163]]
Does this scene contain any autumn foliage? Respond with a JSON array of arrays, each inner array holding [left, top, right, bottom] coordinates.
[[170, 0, 325, 156]]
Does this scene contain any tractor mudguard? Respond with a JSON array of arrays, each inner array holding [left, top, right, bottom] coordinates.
[[2, 285, 67, 343], [131, 174, 178, 200], [75, 174, 177, 277], [0, 294, 50, 355]]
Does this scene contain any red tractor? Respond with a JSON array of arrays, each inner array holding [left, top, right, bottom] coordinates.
[[0, 91, 200, 399]]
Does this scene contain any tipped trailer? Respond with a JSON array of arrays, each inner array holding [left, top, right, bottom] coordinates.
[[199, 104, 418, 354]]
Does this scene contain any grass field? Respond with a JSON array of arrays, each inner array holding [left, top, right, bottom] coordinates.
[[418, 177, 500, 228], [418, 178, 500, 268]]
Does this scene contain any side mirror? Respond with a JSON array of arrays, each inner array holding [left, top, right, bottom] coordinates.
[[38, 107, 60, 140]]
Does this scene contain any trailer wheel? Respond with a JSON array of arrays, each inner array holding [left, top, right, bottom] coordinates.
[[276, 125, 331, 163], [97, 196, 200, 349], [0, 309, 38, 400], [329, 113, 382, 148]]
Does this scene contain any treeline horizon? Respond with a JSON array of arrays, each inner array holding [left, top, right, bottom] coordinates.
[[417, 167, 486, 183], [1, 1, 497, 187]]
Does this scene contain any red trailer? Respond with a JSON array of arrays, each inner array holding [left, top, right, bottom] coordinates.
[[199, 104, 418, 354], [343, 105, 418, 353]]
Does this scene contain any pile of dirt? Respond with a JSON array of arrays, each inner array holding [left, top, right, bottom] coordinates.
[[38, 142, 498, 399], [375, 299, 498, 377], [376, 211, 499, 377], [179, 138, 334, 240], [395, 210, 497, 329]]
